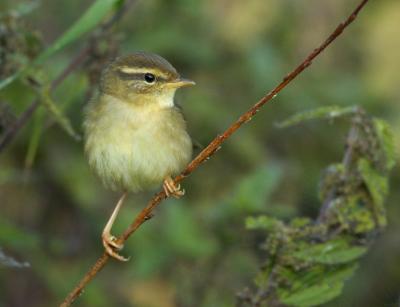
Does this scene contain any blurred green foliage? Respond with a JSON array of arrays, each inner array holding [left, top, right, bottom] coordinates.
[[238, 107, 395, 306], [0, 1, 399, 306]]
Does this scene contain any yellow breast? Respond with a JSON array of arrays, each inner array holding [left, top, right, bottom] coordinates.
[[83, 94, 192, 192]]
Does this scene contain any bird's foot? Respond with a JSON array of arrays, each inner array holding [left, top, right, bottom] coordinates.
[[163, 176, 185, 198], [102, 232, 129, 262]]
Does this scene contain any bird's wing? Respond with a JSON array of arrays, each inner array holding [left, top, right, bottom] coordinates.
[[174, 101, 203, 152]]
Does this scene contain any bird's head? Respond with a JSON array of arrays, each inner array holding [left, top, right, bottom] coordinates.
[[99, 52, 195, 106]]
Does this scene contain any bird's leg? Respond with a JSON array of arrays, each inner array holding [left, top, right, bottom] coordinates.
[[102, 191, 129, 261], [163, 176, 185, 198]]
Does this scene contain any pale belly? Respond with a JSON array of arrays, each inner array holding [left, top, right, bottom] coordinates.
[[84, 103, 192, 192]]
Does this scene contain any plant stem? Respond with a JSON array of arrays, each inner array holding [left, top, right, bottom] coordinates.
[[0, 0, 138, 152], [60, 0, 370, 306]]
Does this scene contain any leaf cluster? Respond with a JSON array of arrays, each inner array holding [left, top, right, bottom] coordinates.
[[238, 107, 396, 307]]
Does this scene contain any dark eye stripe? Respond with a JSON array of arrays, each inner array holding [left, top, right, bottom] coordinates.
[[117, 71, 167, 82], [117, 71, 143, 80]]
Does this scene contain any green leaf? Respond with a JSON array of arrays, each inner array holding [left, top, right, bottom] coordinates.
[[289, 217, 312, 228], [245, 215, 282, 231], [373, 119, 396, 171], [358, 159, 388, 227], [358, 159, 388, 207], [39, 86, 81, 141], [279, 264, 358, 307], [0, 74, 21, 91], [276, 106, 356, 128], [0, 0, 119, 90], [292, 239, 367, 264], [281, 282, 343, 307], [25, 106, 46, 168], [334, 195, 377, 234], [34, 0, 119, 64]]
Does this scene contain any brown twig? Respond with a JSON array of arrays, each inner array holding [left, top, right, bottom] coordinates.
[[0, 0, 138, 153], [0, 47, 90, 152], [60, 0, 370, 306]]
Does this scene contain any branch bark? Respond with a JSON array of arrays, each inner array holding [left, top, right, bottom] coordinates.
[[60, 0, 370, 306]]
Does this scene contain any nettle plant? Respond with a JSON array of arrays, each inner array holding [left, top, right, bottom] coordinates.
[[238, 106, 395, 307]]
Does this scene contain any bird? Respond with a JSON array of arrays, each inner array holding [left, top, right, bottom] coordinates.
[[83, 52, 195, 261]]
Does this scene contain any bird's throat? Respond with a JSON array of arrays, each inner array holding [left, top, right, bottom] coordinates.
[[123, 89, 177, 109]]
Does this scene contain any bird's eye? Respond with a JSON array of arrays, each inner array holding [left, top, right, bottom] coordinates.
[[144, 73, 156, 84]]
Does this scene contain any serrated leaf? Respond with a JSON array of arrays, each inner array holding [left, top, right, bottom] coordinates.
[[279, 264, 357, 307], [373, 119, 396, 171], [358, 159, 388, 207], [280, 282, 343, 307], [276, 106, 356, 129], [322, 263, 358, 286], [292, 239, 367, 264], [358, 159, 388, 227]]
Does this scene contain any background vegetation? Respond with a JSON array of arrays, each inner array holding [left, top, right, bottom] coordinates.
[[0, 0, 399, 306]]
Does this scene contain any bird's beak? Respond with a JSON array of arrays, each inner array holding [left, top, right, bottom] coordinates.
[[168, 78, 196, 89]]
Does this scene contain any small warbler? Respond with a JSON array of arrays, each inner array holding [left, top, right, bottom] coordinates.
[[83, 52, 195, 260]]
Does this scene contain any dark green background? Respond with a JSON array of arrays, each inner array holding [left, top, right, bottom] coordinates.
[[0, 0, 399, 306]]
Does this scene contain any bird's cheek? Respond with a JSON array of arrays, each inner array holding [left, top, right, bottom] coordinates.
[[128, 82, 139, 91], [127, 82, 144, 94]]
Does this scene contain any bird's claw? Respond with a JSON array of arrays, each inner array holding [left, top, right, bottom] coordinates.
[[163, 177, 185, 198], [102, 233, 129, 262]]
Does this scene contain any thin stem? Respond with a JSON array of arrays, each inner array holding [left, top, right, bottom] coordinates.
[[60, 0, 370, 306], [0, 0, 138, 153], [318, 107, 364, 221], [59, 254, 110, 307]]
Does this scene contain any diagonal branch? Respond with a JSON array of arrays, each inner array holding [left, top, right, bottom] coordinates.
[[60, 0, 370, 306]]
